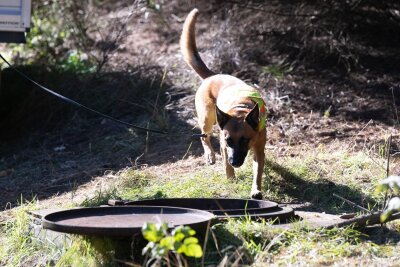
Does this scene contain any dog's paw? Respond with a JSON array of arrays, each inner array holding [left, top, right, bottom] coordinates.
[[205, 153, 216, 165], [250, 190, 263, 200]]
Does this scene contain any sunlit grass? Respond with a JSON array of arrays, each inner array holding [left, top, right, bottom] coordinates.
[[0, 144, 398, 266], [254, 225, 386, 266], [263, 145, 386, 212], [119, 168, 253, 200], [0, 200, 113, 266]]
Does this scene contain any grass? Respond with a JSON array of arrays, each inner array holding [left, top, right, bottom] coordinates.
[[264, 144, 386, 212], [0, 199, 116, 266], [118, 167, 253, 201], [0, 144, 399, 266], [254, 225, 386, 266], [208, 217, 398, 266]]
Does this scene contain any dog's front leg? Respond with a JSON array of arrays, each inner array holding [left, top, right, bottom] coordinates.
[[251, 145, 265, 199], [220, 141, 235, 179]]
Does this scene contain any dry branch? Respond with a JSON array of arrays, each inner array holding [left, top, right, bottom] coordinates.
[[331, 211, 400, 229]]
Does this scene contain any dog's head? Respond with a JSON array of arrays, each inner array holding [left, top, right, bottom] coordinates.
[[216, 104, 260, 168]]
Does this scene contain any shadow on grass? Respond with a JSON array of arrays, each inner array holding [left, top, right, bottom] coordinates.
[[78, 221, 250, 266], [265, 160, 376, 214], [364, 226, 400, 245], [0, 64, 203, 209], [202, 225, 253, 266]]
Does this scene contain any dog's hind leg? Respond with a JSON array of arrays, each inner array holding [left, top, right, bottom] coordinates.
[[200, 133, 215, 165]]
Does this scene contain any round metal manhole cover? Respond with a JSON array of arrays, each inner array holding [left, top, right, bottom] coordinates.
[[42, 206, 214, 237], [108, 198, 294, 221]]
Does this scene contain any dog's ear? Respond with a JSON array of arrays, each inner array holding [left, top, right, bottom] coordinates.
[[245, 103, 259, 131], [216, 106, 232, 129]]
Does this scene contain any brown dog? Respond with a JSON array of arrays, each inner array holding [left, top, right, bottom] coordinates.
[[180, 9, 267, 199]]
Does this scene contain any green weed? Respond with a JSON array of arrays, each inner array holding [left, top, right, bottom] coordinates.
[[261, 62, 293, 80], [142, 223, 203, 266], [59, 50, 97, 74], [81, 187, 119, 207]]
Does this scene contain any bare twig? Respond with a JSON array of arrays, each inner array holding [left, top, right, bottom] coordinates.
[[332, 211, 400, 229], [391, 87, 399, 126], [383, 135, 392, 210], [217, 255, 228, 267], [209, 228, 222, 257], [201, 220, 211, 267], [265, 231, 286, 252], [133, 153, 145, 169], [181, 141, 193, 160], [386, 135, 392, 178], [151, 68, 168, 119], [145, 122, 150, 155], [350, 119, 373, 147], [333, 193, 371, 213], [231, 249, 243, 266]]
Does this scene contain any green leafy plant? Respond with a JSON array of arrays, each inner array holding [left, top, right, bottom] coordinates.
[[376, 176, 400, 222], [6, 0, 115, 73], [142, 222, 203, 266], [261, 62, 293, 80], [146, 0, 162, 11], [59, 50, 96, 74]]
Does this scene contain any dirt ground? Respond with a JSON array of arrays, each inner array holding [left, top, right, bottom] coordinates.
[[0, 1, 399, 218]]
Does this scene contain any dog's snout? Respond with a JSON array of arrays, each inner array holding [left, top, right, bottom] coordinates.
[[227, 148, 248, 168], [229, 158, 244, 168]]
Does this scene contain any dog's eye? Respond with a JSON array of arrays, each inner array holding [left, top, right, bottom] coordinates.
[[226, 137, 234, 147]]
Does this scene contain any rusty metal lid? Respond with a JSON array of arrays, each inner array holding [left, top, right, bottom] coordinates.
[[225, 206, 295, 222], [108, 198, 282, 217], [42, 206, 214, 237]]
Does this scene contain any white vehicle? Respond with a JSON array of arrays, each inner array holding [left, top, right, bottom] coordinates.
[[0, 0, 31, 43]]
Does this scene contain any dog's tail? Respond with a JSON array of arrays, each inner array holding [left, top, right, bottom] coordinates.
[[180, 9, 215, 79]]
